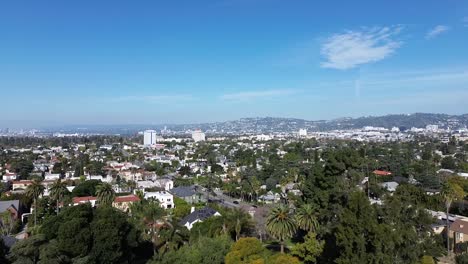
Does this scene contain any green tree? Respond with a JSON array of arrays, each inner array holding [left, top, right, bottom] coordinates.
[[8, 234, 48, 264], [95, 183, 115, 207], [442, 182, 465, 255], [266, 205, 297, 254], [225, 237, 267, 264], [25, 180, 45, 226], [49, 179, 69, 215], [291, 232, 324, 263], [71, 179, 100, 197], [89, 206, 139, 264], [295, 204, 318, 233]]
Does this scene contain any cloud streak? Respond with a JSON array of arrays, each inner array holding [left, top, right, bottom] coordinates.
[[321, 26, 402, 70], [221, 89, 297, 101], [463, 17, 468, 27], [111, 95, 194, 103], [426, 25, 450, 39]]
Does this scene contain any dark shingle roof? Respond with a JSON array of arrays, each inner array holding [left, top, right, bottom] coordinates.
[[179, 207, 219, 226], [1, 236, 17, 248], [0, 200, 19, 213], [170, 186, 196, 197]]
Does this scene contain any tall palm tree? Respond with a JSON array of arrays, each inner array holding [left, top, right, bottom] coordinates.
[[441, 182, 465, 255], [49, 179, 69, 215], [96, 182, 115, 207], [296, 204, 319, 233], [141, 201, 166, 255], [157, 220, 189, 258], [25, 180, 45, 226], [266, 205, 297, 254]]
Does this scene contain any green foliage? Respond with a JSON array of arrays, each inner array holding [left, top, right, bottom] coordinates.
[[71, 180, 101, 197], [95, 182, 115, 206], [295, 204, 318, 233], [173, 197, 190, 219], [89, 207, 139, 264], [268, 253, 301, 264], [291, 232, 324, 263], [8, 234, 48, 264], [331, 191, 444, 264], [25, 204, 141, 264], [266, 206, 297, 253], [225, 237, 268, 264], [153, 235, 232, 264], [441, 156, 457, 170], [456, 253, 468, 264]]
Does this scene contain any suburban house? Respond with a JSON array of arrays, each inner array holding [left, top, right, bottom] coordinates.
[[170, 186, 203, 204], [0, 200, 22, 222], [72, 195, 140, 211], [137, 178, 174, 191], [113, 195, 140, 212], [451, 219, 468, 243], [72, 196, 97, 207], [12, 180, 55, 192], [144, 191, 174, 209], [154, 178, 174, 191], [450, 219, 468, 251], [259, 191, 281, 204], [179, 206, 221, 230], [2, 171, 17, 182], [379, 181, 399, 192]]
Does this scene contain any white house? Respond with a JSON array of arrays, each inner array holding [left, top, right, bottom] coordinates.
[[144, 191, 175, 209], [380, 181, 399, 192], [2, 171, 17, 182], [44, 173, 61, 181], [179, 207, 221, 230]]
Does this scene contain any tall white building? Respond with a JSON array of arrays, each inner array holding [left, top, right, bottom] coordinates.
[[192, 129, 206, 142], [143, 130, 158, 145], [298, 128, 307, 137]]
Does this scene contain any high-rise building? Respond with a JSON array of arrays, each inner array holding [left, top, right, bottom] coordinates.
[[192, 129, 206, 142], [143, 130, 158, 145], [298, 128, 307, 137]]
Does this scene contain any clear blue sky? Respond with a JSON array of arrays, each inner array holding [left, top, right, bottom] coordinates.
[[1, 0, 468, 127]]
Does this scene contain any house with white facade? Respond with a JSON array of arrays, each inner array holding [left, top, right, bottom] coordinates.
[[144, 191, 174, 209]]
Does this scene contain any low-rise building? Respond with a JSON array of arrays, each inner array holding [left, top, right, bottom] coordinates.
[[179, 206, 221, 230], [144, 191, 174, 209]]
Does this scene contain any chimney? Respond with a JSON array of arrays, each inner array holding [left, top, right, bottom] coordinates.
[[191, 207, 195, 213]]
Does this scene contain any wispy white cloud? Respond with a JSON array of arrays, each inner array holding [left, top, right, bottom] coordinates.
[[463, 17, 468, 27], [426, 25, 450, 39], [321, 26, 403, 70], [111, 94, 194, 103], [221, 89, 297, 101]]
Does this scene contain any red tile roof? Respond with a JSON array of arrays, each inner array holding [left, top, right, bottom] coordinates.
[[451, 219, 468, 234], [114, 195, 140, 203], [373, 170, 392, 176], [12, 180, 33, 185], [73, 196, 96, 203]]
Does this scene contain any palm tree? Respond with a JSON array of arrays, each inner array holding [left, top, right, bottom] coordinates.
[[223, 208, 252, 241], [49, 179, 69, 215], [266, 205, 297, 254], [157, 220, 189, 257], [441, 182, 465, 255], [25, 180, 45, 226], [142, 201, 166, 255], [296, 204, 319, 233], [96, 182, 115, 207]]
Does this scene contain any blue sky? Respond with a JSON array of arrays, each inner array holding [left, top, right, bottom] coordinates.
[[1, 0, 468, 127]]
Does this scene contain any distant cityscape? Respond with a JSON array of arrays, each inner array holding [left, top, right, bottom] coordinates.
[[1, 113, 467, 143]]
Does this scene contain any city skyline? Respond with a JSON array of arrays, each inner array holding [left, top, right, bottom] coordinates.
[[1, 1, 468, 127]]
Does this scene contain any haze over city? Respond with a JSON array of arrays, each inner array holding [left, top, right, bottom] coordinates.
[[1, 0, 468, 128]]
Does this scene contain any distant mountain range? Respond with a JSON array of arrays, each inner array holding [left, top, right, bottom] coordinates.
[[43, 113, 468, 135]]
